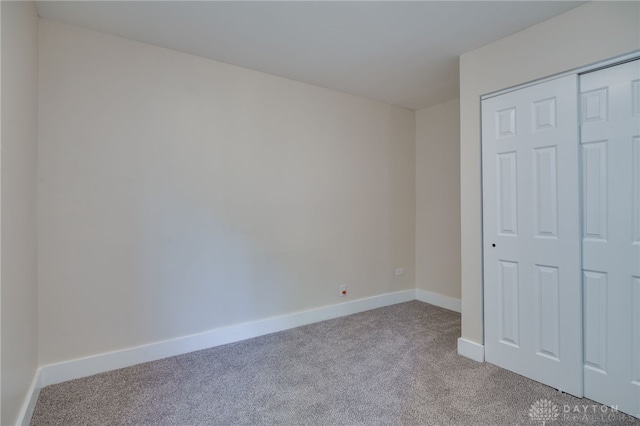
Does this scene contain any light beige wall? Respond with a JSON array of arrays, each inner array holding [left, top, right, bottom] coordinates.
[[1, 1, 39, 424], [37, 19, 415, 365], [460, 1, 640, 345], [415, 99, 460, 299]]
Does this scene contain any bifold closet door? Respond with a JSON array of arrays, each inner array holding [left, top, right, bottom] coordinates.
[[482, 75, 583, 396], [581, 59, 640, 417]]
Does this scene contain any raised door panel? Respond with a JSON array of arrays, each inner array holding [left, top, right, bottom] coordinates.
[[534, 147, 558, 238], [497, 152, 519, 236], [583, 271, 608, 372], [499, 260, 520, 346]]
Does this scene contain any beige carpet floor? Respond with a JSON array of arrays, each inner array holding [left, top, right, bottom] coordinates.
[[30, 301, 640, 425]]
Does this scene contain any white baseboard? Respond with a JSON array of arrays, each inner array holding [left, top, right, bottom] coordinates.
[[15, 367, 42, 426], [415, 289, 461, 313], [39, 289, 415, 388], [457, 337, 485, 362]]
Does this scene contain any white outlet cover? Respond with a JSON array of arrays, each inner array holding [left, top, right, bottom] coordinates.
[[395, 268, 404, 276]]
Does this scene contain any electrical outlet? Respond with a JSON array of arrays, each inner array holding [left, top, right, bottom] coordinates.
[[339, 284, 347, 297], [395, 267, 405, 277]]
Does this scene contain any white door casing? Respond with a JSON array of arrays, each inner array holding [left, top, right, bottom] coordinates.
[[482, 74, 583, 397], [580, 59, 640, 417]]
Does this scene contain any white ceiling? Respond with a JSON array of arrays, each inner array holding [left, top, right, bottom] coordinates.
[[35, 1, 584, 110]]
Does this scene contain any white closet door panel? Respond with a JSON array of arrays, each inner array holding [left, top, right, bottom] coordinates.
[[581, 59, 640, 418], [482, 74, 582, 396]]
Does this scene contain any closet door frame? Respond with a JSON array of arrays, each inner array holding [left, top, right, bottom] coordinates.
[[481, 51, 640, 103], [480, 50, 640, 393]]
